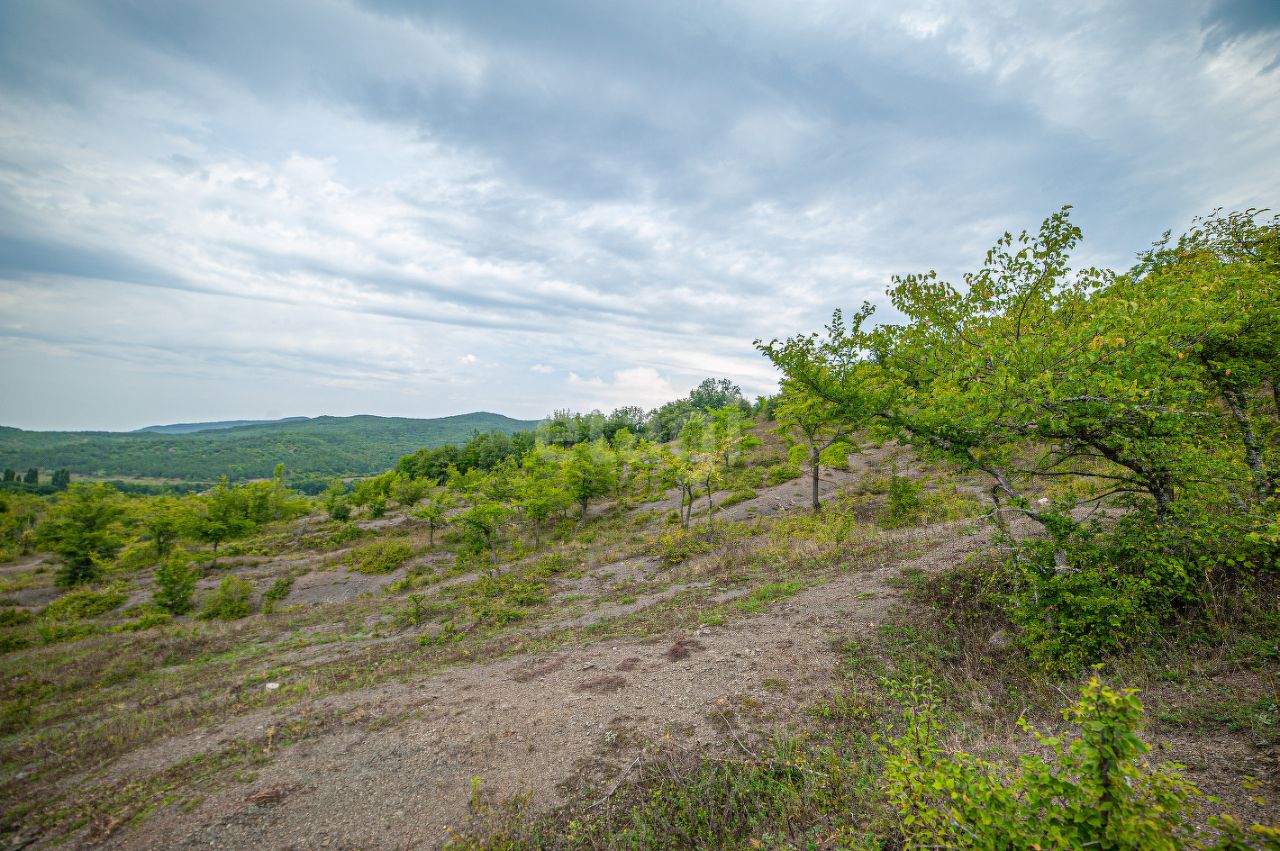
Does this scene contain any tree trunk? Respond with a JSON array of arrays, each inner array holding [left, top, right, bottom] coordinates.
[[580, 499, 589, 526], [1223, 386, 1274, 500], [811, 446, 821, 513], [489, 535, 497, 564]]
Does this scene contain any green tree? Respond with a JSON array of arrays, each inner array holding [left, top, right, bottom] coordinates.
[[758, 303, 890, 512], [562, 440, 616, 525], [410, 488, 455, 546], [23, 468, 38, 485], [321, 479, 350, 521], [456, 499, 513, 564], [153, 554, 201, 615], [36, 483, 125, 587], [51, 469, 71, 490], [144, 496, 187, 559]]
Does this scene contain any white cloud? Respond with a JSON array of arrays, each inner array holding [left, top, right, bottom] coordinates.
[[0, 0, 1276, 429], [566, 367, 679, 411]]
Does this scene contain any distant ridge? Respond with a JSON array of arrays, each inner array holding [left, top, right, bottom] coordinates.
[[0, 412, 541, 483], [132, 416, 312, 434]]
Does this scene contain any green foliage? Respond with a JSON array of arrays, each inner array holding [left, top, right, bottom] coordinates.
[[883, 471, 923, 528], [43, 588, 127, 620], [718, 488, 758, 509], [321, 479, 351, 521], [765, 463, 803, 486], [735, 581, 804, 613], [261, 576, 294, 613], [344, 539, 414, 574], [199, 575, 254, 620], [0, 608, 33, 627], [36, 483, 125, 587], [653, 527, 715, 565], [883, 674, 1278, 849], [153, 555, 202, 615]]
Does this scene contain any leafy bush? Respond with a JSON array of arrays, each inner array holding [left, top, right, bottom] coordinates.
[[261, 576, 293, 613], [114, 610, 172, 632], [153, 555, 202, 615], [0, 608, 32, 627], [718, 488, 758, 509], [199, 575, 254, 620], [0, 632, 32, 653], [654, 527, 715, 565], [882, 471, 923, 528], [344, 539, 414, 574], [765, 463, 803, 486], [883, 674, 1279, 849], [43, 588, 127, 620]]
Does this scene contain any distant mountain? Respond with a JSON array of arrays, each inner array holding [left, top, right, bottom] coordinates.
[[0, 412, 541, 483], [133, 417, 312, 434]]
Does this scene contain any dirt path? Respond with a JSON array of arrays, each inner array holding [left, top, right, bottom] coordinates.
[[104, 526, 987, 850]]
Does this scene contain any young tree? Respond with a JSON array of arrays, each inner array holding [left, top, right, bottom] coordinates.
[[23, 468, 38, 485], [456, 500, 513, 564], [183, 477, 253, 563], [321, 479, 351, 521], [758, 302, 892, 512], [410, 488, 455, 546], [773, 387, 854, 512], [562, 440, 617, 525], [37, 483, 125, 587], [153, 554, 201, 615], [144, 496, 188, 559], [51, 469, 71, 490], [393, 474, 430, 509]]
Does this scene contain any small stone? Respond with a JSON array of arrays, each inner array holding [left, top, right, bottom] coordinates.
[[265, 682, 280, 690], [988, 630, 1012, 650], [581, 662, 595, 670]]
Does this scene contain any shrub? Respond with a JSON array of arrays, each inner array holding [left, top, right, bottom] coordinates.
[[153, 556, 201, 615], [199, 575, 254, 620], [883, 674, 1279, 849], [765, 463, 803, 486], [114, 610, 172, 632], [654, 527, 715, 565], [718, 488, 758, 509], [43, 588, 127, 621], [261, 576, 293, 613], [0, 608, 32, 627], [882, 471, 923, 528], [344, 539, 414, 574]]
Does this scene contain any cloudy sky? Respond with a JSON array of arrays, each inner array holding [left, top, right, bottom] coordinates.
[[0, 0, 1277, 431]]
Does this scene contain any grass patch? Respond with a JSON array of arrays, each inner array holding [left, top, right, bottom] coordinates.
[[344, 539, 414, 575]]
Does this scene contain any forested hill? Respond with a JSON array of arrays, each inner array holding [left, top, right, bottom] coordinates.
[[132, 417, 311, 434], [0, 413, 540, 483]]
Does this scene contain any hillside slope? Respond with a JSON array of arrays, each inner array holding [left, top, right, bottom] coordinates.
[[0, 413, 540, 481]]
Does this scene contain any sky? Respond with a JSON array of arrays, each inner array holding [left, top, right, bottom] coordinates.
[[0, 1, 1277, 431]]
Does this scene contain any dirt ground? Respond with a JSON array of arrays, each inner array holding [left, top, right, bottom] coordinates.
[[102, 524, 984, 851]]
